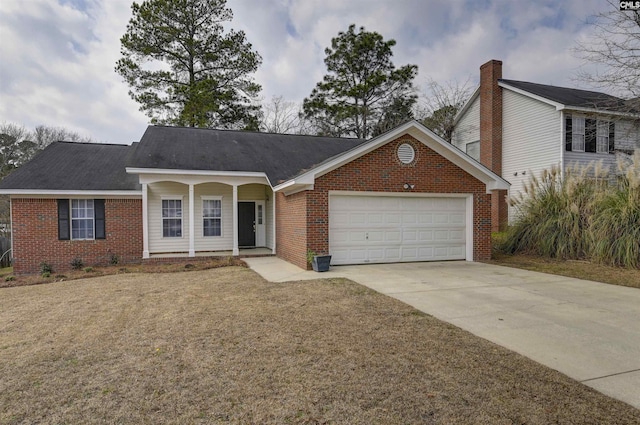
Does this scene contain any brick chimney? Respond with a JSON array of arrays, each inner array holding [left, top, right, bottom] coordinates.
[[479, 59, 508, 232]]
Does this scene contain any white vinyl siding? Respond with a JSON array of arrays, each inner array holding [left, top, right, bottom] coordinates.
[[564, 115, 625, 176], [147, 181, 274, 254], [466, 141, 480, 161], [615, 120, 640, 152], [502, 89, 562, 222], [202, 198, 222, 237], [194, 183, 233, 252], [452, 95, 480, 153], [148, 182, 189, 253], [238, 183, 268, 200], [161, 199, 182, 237]]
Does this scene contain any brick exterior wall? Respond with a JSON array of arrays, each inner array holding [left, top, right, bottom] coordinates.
[[11, 198, 143, 274], [480, 59, 508, 232], [275, 191, 308, 269], [275, 135, 492, 269]]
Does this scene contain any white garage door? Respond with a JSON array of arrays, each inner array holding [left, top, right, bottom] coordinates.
[[329, 195, 467, 265]]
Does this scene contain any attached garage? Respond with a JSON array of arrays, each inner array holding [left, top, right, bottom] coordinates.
[[273, 121, 510, 270], [329, 193, 471, 265]]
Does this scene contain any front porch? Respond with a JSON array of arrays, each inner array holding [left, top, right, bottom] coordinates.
[[148, 247, 274, 259], [133, 171, 276, 260]]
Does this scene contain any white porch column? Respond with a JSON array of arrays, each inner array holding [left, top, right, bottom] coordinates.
[[188, 184, 195, 257], [232, 184, 239, 256], [142, 183, 149, 259], [271, 189, 276, 254]]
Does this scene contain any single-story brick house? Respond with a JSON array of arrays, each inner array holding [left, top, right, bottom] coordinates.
[[0, 121, 509, 274]]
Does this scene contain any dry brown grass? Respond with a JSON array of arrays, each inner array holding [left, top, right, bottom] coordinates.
[[1, 267, 639, 424], [0, 256, 247, 288], [490, 252, 640, 289]]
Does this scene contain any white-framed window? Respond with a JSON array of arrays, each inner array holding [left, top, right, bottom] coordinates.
[[71, 199, 94, 240], [572, 116, 585, 152], [596, 121, 609, 153], [466, 140, 480, 161], [202, 197, 222, 237], [162, 199, 182, 238], [566, 114, 614, 154]]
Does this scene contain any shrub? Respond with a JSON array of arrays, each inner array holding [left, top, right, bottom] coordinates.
[[71, 258, 84, 270], [40, 262, 53, 275], [110, 253, 120, 265], [4, 275, 15, 282], [42, 271, 51, 278], [84, 267, 94, 273]]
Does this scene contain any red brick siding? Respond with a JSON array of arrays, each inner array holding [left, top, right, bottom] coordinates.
[[275, 135, 492, 267], [479, 59, 508, 232], [275, 191, 308, 269], [11, 198, 143, 274]]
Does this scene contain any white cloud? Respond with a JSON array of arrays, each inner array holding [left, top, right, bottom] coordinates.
[[0, 0, 618, 144]]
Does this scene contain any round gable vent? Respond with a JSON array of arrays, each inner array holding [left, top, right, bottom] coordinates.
[[397, 143, 415, 164]]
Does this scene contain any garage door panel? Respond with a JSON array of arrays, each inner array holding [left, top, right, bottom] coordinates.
[[450, 213, 465, 224], [418, 230, 434, 241], [329, 195, 467, 265], [368, 213, 384, 225]]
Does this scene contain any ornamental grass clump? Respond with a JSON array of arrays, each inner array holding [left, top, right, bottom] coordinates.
[[589, 152, 640, 268], [502, 163, 604, 260]]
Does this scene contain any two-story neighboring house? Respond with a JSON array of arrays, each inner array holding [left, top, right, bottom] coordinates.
[[452, 59, 640, 232]]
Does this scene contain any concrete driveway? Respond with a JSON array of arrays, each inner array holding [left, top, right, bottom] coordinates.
[[245, 257, 640, 409]]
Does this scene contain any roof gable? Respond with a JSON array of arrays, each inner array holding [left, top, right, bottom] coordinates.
[[0, 142, 140, 192], [276, 121, 510, 194], [499, 79, 627, 111], [127, 126, 367, 185]]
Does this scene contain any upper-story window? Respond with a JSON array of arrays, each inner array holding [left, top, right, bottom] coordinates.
[[565, 115, 614, 154]]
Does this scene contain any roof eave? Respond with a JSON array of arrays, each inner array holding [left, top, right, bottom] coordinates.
[[558, 105, 640, 119], [452, 86, 480, 125], [498, 81, 565, 109], [0, 189, 142, 197], [275, 121, 509, 195]]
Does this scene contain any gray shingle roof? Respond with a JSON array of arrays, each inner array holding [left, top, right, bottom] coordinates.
[[128, 126, 367, 184], [500, 79, 626, 110], [0, 142, 141, 191]]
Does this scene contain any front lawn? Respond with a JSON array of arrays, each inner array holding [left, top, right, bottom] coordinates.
[[1, 267, 638, 424], [490, 252, 640, 289]]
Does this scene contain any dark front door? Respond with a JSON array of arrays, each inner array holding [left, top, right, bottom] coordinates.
[[238, 202, 256, 247]]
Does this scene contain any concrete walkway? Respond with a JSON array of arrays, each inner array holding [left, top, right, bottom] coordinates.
[[244, 257, 640, 409]]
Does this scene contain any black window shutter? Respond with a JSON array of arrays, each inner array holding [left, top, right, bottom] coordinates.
[[565, 115, 572, 151], [609, 122, 615, 154], [585, 119, 597, 153], [95, 199, 106, 240], [58, 199, 70, 240]]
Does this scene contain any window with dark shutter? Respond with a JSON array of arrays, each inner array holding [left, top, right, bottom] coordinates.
[[609, 122, 615, 154], [58, 199, 70, 240], [58, 198, 106, 240], [585, 118, 597, 153], [95, 199, 105, 239], [565, 115, 572, 151]]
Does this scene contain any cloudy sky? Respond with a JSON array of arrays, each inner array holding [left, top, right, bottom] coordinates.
[[0, 0, 613, 144]]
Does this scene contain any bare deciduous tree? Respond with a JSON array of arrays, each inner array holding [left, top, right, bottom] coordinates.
[[574, 1, 640, 98], [419, 78, 473, 142], [260, 96, 312, 134]]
